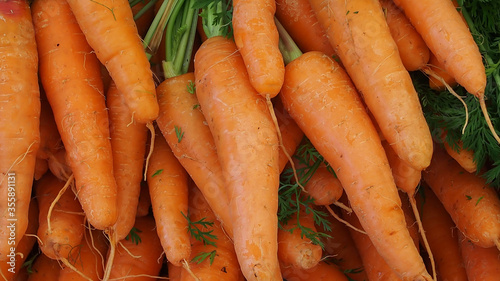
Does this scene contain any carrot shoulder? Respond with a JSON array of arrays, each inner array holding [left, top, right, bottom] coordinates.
[[194, 36, 281, 281], [66, 0, 159, 123], [280, 51, 431, 280], [0, 0, 40, 261], [32, 0, 117, 230], [309, 0, 433, 171]]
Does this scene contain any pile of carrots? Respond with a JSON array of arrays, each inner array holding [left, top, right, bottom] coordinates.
[[1, 0, 500, 280]]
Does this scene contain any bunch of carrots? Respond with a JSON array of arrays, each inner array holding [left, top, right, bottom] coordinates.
[[1, 0, 500, 280]]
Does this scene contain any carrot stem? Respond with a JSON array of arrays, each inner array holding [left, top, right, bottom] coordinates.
[[275, 17, 303, 64], [143, 0, 179, 59]]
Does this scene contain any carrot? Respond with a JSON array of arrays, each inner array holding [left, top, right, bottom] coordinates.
[[155, 72, 233, 236], [416, 184, 468, 281], [37, 94, 62, 166], [35, 172, 85, 260], [318, 206, 368, 281], [381, 140, 422, 195], [392, 0, 500, 143], [26, 253, 62, 281], [32, 0, 118, 230], [459, 232, 500, 281], [47, 149, 72, 183], [0, 199, 38, 281], [35, 158, 49, 181], [275, 0, 335, 57], [136, 182, 151, 218], [232, 0, 285, 98], [280, 261, 349, 281], [66, 0, 159, 123], [167, 263, 182, 281], [425, 52, 458, 91], [57, 229, 109, 281], [107, 81, 148, 241], [108, 215, 164, 281], [309, 0, 433, 171], [146, 131, 190, 267], [178, 183, 244, 281], [194, 35, 281, 281], [379, 0, 430, 71], [0, 0, 41, 261], [278, 207, 323, 270], [301, 161, 343, 206], [441, 136, 477, 173], [279, 50, 431, 280], [422, 144, 500, 249]]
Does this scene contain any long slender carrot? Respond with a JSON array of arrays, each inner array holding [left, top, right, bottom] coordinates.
[[32, 0, 118, 230], [379, 0, 430, 71], [194, 35, 281, 281], [275, 0, 335, 57], [155, 72, 233, 236], [309, 0, 433, 171], [422, 144, 500, 249], [107, 81, 148, 241], [280, 51, 431, 280], [35, 172, 85, 260], [232, 0, 285, 98], [416, 184, 468, 281], [66, 0, 159, 123], [459, 232, 500, 281], [0, 0, 40, 261], [146, 131, 190, 267]]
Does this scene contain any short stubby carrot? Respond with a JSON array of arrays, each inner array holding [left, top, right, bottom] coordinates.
[[422, 145, 500, 249], [309, 0, 433, 171], [232, 0, 285, 97], [280, 51, 431, 280], [194, 36, 282, 281], [0, 0, 40, 261], [32, 0, 118, 230], [66, 0, 159, 123]]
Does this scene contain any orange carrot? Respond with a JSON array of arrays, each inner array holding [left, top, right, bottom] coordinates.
[[425, 52, 458, 91], [232, 0, 285, 98], [37, 94, 62, 166], [194, 36, 281, 281], [66, 0, 159, 123], [146, 131, 190, 267], [381, 140, 422, 195], [26, 253, 62, 281], [155, 72, 232, 236], [47, 148, 72, 182], [178, 183, 244, 281], [35, 172, 85, 260], [280, 51, 431, 280], [278, 207, 323, 270], [275, 0, 335, 57], [107, 81, 148, 241], [422, 144, 500, 249], [416, 184, 468, 281], [136, 182, 151, 218], [309, 0, 433, 171], [35, 158, 49, 181], [280, 261, 349, 281], [442, 137, 477, 174], [459, 232, 500, 281], [302, 162, 343, 206], [108, 215, 164, 281], [0, 0, 40, 261], [57, 229, 109, 281], [32, 0, 117, 230], [380, 0, 430, 71], [0, 199, 39, 280], [318, 206, 368, 281]]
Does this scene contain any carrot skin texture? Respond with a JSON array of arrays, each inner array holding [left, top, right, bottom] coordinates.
[[35, 173, 85, 260], [416, 185, 468, 281], [194, 36, 282, 281], [379, 0, 430, 71], [107, 81, 148, 240], [232, 0, 285, 97], [280, 51, 431, 281], [32, 0, 118, 230], [309, 0, 433, 171], [459, 232, 500, 281], [66, 0, 159, 123], [392, 0, 486, 97], [156, 73, 233, 236], [280, 261, 349, 281], [27, 253, 62, 281], [147, 132, 190, 267], [108, 215, 164, 281], [0, 0, 40, 261], [275, 0, 335, 56], [422, 145, 500, 248], [303, 162, 343, 206]]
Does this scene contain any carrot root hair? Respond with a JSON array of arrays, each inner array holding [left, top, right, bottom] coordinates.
[[102, 228, 118, 281], [143, 122, 156, 181], [494, 238, 500, 252], [332, 201, 352, 214], [59, 256, 94, 281], [47, 173, 75, 234], [182, 259, 201, 281], [325, 205, 366, 235], [118, 241, 141, 259], [479, 96, 500, 144]]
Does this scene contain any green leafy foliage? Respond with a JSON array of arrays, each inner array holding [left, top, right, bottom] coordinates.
[[125, 227, 142, 245], [183, 212, 218, 247], [191, 250, 217, 265], [192, 0, 233, 38]]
